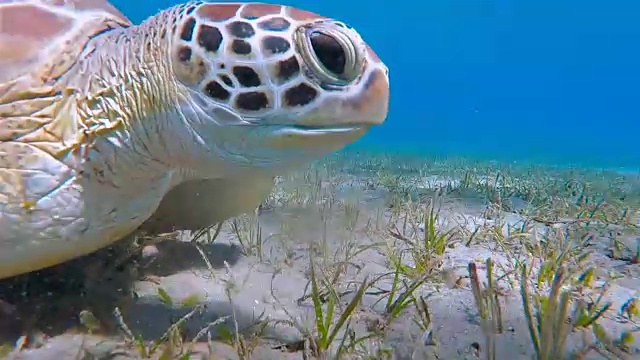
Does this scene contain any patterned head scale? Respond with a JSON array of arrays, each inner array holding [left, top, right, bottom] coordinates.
[[169, 1, 389, 143]]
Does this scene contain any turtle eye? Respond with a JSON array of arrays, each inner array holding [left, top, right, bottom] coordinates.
[[296, 24, 361, 86], [309, 32, 346, 76]]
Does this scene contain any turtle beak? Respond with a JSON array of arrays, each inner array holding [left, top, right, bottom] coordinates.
[[294, 66, 390, 129], [346, 66, 390, 126]]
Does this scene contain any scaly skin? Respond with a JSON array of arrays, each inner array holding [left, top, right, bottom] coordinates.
[[0, 1, 389, 279]]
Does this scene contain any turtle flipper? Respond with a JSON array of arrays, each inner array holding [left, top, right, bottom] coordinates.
[[139, 174, 275, 234]]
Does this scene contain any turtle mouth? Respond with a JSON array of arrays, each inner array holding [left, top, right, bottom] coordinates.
[[278, 124, 367, 132], [263, 124, 369, 150]]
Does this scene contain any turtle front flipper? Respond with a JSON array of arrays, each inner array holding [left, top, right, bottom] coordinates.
[[139, 173, 275, 234]]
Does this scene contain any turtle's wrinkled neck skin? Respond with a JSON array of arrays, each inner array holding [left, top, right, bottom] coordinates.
[[59, 6, 211, 186]]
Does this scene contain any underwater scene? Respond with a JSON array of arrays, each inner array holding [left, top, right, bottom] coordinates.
[[0, 0, 639, 359]]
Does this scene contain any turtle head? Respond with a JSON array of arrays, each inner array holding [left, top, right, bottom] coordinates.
[[169, 2, 389, 171]]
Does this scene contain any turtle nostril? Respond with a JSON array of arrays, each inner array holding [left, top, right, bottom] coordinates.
[[309, 32, 346, 75]]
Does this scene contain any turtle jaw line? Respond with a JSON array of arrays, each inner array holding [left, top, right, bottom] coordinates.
[[274, 124, 369, 135], [242, 123, 372, 143], [233, 122, 373, 133], [268, 123, 368, 132]]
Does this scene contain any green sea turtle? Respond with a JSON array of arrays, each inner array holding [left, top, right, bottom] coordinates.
[[0, 0, 389, 279]]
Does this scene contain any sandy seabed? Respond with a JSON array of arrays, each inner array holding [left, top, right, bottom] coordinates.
[[1, 152, 639, 359]]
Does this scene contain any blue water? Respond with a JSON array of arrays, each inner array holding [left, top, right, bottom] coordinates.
[[111, 0, 640, 170]]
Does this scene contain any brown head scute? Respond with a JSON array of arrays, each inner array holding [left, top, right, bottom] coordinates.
[[239, 3, 282, 19], [180, 17, 196, 41], [196, 3, 242, 22], [257, 17, 291, 31], [236, 91, 270, 111], [197, 24, 222, 53], [177, 46, 192, 62], [261, 36, 290, 56], [275, 56, 300, 83], [233, 66, 261, 87], [285, 7, 327, 21], [173, 45, 209, 86], [204, 80, 230, 101], [219, 74, 234, 87], [227, 21, 255, 38], [284, 83, 318, 107], [231, 39, 252, 55]]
